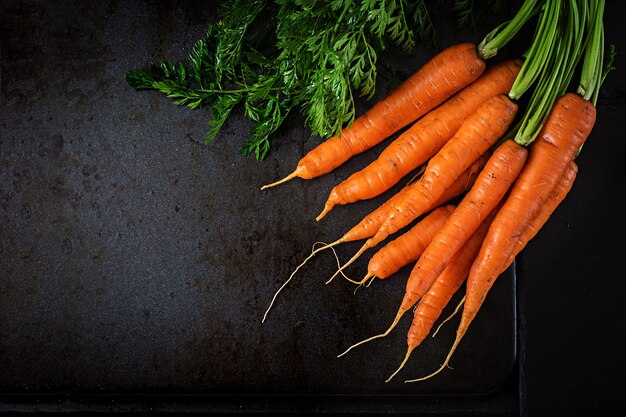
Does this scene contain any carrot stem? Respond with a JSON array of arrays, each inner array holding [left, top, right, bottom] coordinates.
[[509, 0, 562, 100], [577, 0, 614, 106], [514, 0, 587, 145], [478, 0, 543, 60]]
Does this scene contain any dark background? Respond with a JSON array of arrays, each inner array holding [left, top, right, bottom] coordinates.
[[1, 1, 625, 416]]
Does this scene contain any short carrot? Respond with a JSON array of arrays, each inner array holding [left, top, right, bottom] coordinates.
[[316, 59, 522, 220], [260, 43, 486, 189], [385, 207, 495, 382], [354, 205, 456, 286], [405, 94, 595, 383], [328, 95, 517, 283]]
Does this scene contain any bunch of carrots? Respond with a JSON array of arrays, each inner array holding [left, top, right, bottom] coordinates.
[[261, 0, 614, 383]]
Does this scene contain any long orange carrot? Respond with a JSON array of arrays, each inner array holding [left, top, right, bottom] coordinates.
[[404, 162, 578, 383], [406, 94, 594, 383], [337, 140, 525, 352], [340, 154, 488, 245], [338, 198, 503, 358], [385, 207, 495, 382], [328, 95, 517, 283], [316, 59, 522, 220], [262, 156, 487, 322], [354, 205, 456, 286], [394, 140, 527, 317], [261, 43, 486, 189]]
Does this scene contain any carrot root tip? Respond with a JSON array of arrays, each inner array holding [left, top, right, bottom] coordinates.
[[261, 239, 343, 323], [315, 203, 334, 222], [260, 170, 299, 190], [325, 244, 368, 285], [337, 311, 404, 358], [386, 346, 415, 383], [404, 331, 465, 383]]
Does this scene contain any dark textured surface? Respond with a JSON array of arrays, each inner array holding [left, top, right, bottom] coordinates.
[[0, 0, 516, 404], [1, 0, 625, 416]]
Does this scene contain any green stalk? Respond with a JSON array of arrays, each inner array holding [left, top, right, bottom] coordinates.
[[508, 0, 561, 100], [514, 0, 586, 145], [478, 0, 544, 60], [577, 0, 608, 106]]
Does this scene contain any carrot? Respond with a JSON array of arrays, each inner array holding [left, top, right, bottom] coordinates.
[[261, 156, 486, 323], [354, 205, 456, 286], [406, 94, 594, 383], [316, 59, 522, 220], [394, 140, 527, 317], [340, 154, 488, 245], [338, 200, 503, 358], [336, 140, 524, 354], [328, 95, 517, 283], [385, 206, 495, 382], [369, 96, 518, 247], [403, 162, 578, 383], [505, 161, 578, 265], [260, 43, 486, 189]]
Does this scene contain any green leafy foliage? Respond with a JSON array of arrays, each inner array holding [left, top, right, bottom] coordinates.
[[126, 0, 500, 159]]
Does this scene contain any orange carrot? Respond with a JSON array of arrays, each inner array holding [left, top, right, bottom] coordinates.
[[316, 59, 522, 220], [355, 205, 456, 286], [341, 154, 488, 245], [406, 94, 594, 383], [462, 95, 594, 328], [386, 206, 495, 382], [261, 43, 486, 189], [261, 156, 486, 323], [328, 95, 517, 283], [338, 198, 503, 358], [394, 140, 527, 317], [404, 162, 578, 383], [337, 140, 525, 352], [505, 161, 578, 266]]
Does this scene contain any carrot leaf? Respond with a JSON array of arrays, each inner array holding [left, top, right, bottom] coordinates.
[[126, 0, 503, 159]]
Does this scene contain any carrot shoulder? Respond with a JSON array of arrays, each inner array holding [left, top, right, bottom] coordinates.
[[261, 43, 486, 189], [317, 59, 522, 219]]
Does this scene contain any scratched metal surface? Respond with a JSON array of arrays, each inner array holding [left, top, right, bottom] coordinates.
[[0, 0, 518, 412]]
